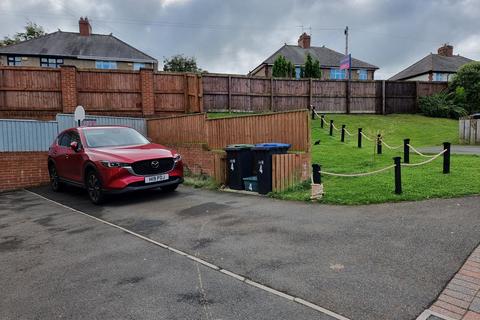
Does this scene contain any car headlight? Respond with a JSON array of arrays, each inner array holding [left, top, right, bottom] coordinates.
[[173, 154, 182, 162], [100, 161, 130, 168]]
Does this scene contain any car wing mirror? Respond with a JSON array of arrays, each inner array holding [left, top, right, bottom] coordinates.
[[70, 141, 79, 152]]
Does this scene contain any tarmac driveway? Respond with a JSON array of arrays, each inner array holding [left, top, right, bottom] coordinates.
[[2, 185, 480, 320]]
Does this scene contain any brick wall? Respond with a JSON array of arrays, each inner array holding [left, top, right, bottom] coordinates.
[[166, 143, 219, 176], [0, 152, 49, 192]]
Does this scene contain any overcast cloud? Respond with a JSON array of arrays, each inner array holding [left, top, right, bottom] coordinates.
[[0, 0, 479, 79]]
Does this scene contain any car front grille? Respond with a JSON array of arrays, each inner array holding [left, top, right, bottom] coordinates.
[[131, 158, 175, 175]]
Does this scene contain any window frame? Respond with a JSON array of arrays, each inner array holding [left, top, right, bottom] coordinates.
[[133, 62, 145, 71], [40, 57, 64, 68], [330, 68, 346, 80], [95, 60, 118, 70], [358, 69, 368, 80], [7, 56, 22, 66]]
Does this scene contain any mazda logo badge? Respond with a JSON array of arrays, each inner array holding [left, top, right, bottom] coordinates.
[[151, 160, 159, 168]]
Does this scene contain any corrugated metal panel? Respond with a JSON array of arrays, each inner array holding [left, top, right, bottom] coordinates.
[[0, 119, 58, 152], [56, 114, 147, 136]]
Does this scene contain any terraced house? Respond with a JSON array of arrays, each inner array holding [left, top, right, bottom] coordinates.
[[0, 17, 157, 71], [249, 33, 378, 80]]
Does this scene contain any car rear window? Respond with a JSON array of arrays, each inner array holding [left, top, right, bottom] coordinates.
[[83, 127, 149, 148]]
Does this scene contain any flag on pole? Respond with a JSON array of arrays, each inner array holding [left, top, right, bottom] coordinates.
[[340, 54, 351, 70]]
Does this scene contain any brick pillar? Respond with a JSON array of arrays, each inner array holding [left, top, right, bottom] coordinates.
[[140, 68, 155, 116], [60, 65, 77, 114]]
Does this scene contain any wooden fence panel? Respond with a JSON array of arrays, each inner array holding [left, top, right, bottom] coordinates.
[[0, 68, 62, 113], [385, 81, 417, 113], [154, 73, 185, 112], [272, 153, 310, 192], [418, 82, 448, 96], [350, 81, 377, 113], [147, 113, 207, 144], [77, 70, 142, 115], [459, 118, 480, 144]]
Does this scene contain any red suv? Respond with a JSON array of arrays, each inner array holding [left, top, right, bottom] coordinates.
[[48, 126, 183, 204]]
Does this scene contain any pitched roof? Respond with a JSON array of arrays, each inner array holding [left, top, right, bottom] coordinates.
[[258, 44, 378, 70], [389, 54, 473, 80], [0, 31, 157, 63]]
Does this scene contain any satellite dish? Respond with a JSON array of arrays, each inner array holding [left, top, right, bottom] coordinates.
[[74, 105, 85, 126]]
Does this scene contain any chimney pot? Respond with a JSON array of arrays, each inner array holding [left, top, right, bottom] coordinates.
[[79, 17, 92, 36], [298, 32, 311, 49], [438, 44, 453, 57]]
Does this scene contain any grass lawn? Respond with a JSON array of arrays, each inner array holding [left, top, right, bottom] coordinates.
[[206, 112, 480, 205], [275, 114, 480, 204]]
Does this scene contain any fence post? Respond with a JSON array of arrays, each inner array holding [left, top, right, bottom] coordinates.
[[228, 75, 232, 112], [403, 138, 410, 163], [329, 120, 334, 136], [341, 125, 346, 142], [377, 134, 382, 154], [382, 80, 386, 115], [358, 128, 362, 148], [312, 164, 321, 184], [321, 115, 325, 128], [311, 106, 315, 120], [60, 65, 78, 114], [393, 156, 402, 194], [443, 142, 451, 174], [270, 77, 274, 112], [140, 68, 155, 116]]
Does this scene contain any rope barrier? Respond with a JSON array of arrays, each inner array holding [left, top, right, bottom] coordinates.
[[331, 122, 341, 131], [360, 131, 374, 141], [313, 110, 322, 119], [344, 128, 354, 136], [407, 144, 435, 158], [401, 149, 446, 167], [319, 164, 395, 177], [380, 139, 403, 150]]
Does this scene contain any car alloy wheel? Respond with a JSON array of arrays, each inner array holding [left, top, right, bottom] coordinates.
[[87, 171, 103, 204], [49, 165, 61, 192]]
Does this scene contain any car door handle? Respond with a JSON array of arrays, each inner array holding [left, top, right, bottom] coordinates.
[[65, 154, 69, 159]]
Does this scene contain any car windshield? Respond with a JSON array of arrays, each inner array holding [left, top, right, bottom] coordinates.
[[83, 127, 149, 148]]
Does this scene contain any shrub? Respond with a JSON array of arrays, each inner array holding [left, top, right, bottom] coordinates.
[[419, 92, 467, 119], [272, 55, 295, 78], [450, 61, 480, 114]]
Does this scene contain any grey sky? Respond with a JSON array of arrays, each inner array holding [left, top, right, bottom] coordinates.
[[0, 0, 479, 79]]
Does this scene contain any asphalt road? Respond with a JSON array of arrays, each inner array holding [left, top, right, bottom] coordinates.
[[2, 185, 480, 319]]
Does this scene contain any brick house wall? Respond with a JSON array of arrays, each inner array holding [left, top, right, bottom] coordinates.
[[0, 152, 49, 192]]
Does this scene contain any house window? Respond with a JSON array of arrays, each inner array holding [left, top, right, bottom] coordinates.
[[7, 56, 22, 66], [96, 61, 117, 69], [434, 73, 447, 81], [330, 68, 345, 80], [133, 63, 145, 71], [358, 69, 368, 80], [295, 66, 301, 79], [40, 57, 63, 68]]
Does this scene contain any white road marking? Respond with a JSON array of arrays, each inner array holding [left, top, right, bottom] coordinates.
[[25, 189, 351, 320]]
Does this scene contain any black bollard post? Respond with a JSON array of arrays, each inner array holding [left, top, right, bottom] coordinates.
[[358, 128, 362, 148], [321, 115, 325, 128], [329, 120, 334, 136], [404, 138, 410, 164], [311, 106, 315, 120], [443, 142, 451, 174], [393, 156, 402, 194], [312, 164, 321, 184], [377, 134, 382, 154], [341, 125, 346, 142]]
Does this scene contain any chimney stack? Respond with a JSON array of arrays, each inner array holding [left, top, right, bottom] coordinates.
[[438, 44, 453, 57], [298, 32, 311, 49], [79, 17, 92, 36]]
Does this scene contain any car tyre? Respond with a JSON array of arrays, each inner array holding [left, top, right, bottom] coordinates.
[[86, 170, 105, 205], [49, 163, 62, 192], [161, 183, 179, 193]]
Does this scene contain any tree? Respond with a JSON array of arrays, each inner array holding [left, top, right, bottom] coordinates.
[[163, 54, 203, 72], [450, 61, 480, 114], [302, 53, 322, 78], [0, 21, 46, 46], [272, 55, 295, 78]]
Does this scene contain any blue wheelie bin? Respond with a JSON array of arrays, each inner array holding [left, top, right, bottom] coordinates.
[[252, 143, 291, 194]]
